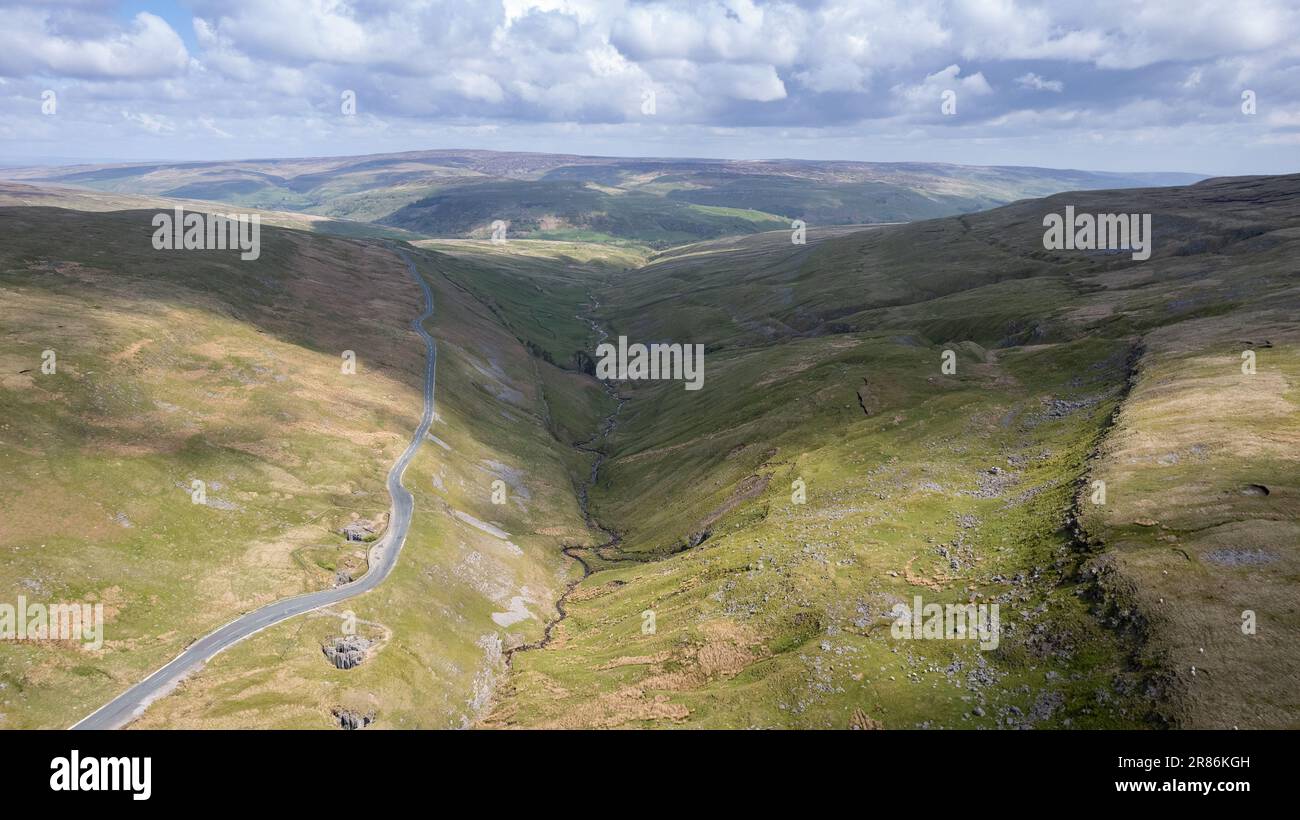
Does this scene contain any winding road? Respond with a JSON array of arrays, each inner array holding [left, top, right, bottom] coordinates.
[[72, 250, 437, 730]]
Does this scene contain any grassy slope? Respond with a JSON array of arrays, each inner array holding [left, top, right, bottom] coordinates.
[[3, 171, 1292, 729], [491, 299, 1150, 729], [1083, 318, 1300, 729], [0, 211, 585, 728], [486, 174, 1300, 728], [128, 244, 622, 728], [1062, 178, 1300, 727], [381, 180, 791, 247], [0, 209, 433, 727], [411, 238, 645, 369]]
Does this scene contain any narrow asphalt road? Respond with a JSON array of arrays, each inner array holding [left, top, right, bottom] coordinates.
[[72, 250, 437, 730]]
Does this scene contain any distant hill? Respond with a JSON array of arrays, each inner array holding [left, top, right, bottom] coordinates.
[[0, 181, 423, 241], [0, 149, 1203, 247]]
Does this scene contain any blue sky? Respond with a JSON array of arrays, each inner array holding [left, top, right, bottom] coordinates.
[[113, 0, 200, 53], [2, 0, 1298, 175]]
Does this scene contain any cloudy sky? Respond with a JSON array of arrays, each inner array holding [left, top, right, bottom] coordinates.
[[2, 0, 1298, 174]]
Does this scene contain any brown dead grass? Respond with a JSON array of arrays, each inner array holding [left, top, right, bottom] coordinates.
[[1085, 313, 1300, 728]]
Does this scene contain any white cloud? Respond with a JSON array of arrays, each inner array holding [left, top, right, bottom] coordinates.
[[0, 11, 188, 80], [0, 0, 1296, 173], [892, 64, 992, 114], [120, 110, 174, 135], [699, 63, 788, 102], [450, 71, 507, 104], [1015, 72, 1063, 92], [200, 116, 234, 138]]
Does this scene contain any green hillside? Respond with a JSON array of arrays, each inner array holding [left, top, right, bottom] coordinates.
[[1, 171, 1293, 730], [479, 173, 1300, 728], [2, 150, 1204, 248]]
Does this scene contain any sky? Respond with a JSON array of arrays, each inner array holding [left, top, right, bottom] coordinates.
[[1, 0, 1298, 175]]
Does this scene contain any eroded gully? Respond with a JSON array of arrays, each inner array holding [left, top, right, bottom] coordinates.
[[503, 299, 626, 663]]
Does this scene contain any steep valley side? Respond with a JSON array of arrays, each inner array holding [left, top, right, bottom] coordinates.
[[483, 174, 1300, 728]]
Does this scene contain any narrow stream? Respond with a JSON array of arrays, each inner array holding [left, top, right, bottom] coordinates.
[[503, 296, 626, 662]]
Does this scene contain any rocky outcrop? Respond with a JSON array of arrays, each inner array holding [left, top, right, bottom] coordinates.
[[340, 520, 376, 542], [331, 707, 375, 730], [322, 635, 372, 669]]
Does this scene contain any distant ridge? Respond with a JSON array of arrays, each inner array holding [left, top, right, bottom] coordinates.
[[0, 148, 1205, 248]]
